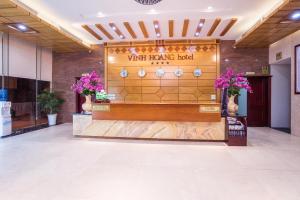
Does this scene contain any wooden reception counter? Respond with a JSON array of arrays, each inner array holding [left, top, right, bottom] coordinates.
[[73, 102, 225, 141], [92, 103, 221, 122]]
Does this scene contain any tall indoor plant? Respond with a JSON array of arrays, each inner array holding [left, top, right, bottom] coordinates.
[[71, 71, 103, 113], [215, 68, 252, 116], [37, 90, 64, 126]]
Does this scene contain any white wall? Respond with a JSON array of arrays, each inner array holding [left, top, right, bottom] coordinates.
[[9, 35, 37, 79], [1, 34, 52, 82], [270, 63, 291, 128], [269, 30, 300, 136]]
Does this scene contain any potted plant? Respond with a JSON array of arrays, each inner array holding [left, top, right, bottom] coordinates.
[[215, 68, 252, 116], [37, 90, 64, 126], [71, 71, 103, 113]]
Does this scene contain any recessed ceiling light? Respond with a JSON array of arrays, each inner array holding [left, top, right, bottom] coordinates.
[[207, 6, 213, 10], [97, 12, 106, 18], [17, 24, 27, 31], [290, 10, 300, 20], [120, 35, 124, 39], [135, 0, 162, 5], [154, 24, 159, 29], [199, 23, 204, 27], [148, 9, 158, 15], [112, 26, 116, 30], [7, 23, 38, 34], [156, 33, 161, 37], [195, 32, 200, 36]]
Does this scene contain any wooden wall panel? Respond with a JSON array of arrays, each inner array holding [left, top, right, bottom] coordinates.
[[105, 41, 219, 104]]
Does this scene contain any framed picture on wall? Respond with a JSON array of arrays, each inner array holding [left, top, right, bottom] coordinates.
[[295, 44, 300, 94]]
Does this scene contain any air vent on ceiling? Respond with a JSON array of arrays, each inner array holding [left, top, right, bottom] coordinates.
[[134, 0, 162, 5]]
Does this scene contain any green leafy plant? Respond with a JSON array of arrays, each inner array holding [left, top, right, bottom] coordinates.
[[37, 90, 64, 114]]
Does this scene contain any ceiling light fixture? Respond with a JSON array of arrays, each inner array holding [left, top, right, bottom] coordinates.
[[156, 33, 161, 37], [97, 12, 106, 18], [7, 23, 38, 34], [17, 24, 27, 31], [289, 10, 300, 21], [195, 32, 200, 37], [148, 9, 158, 15], [134, 0, 162, 5]]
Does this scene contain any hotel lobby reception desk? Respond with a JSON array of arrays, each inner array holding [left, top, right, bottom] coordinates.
[[73, 103, 226, 141]]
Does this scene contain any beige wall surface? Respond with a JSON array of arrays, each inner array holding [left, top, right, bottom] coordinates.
[[269, 30, 300, 136], [0, 34, 52, 82]]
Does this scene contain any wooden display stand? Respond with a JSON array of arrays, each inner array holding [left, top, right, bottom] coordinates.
[[226, 116, 247, 146]]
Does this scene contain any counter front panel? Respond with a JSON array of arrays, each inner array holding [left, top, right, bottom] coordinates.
[[92, 103, 221, 122]]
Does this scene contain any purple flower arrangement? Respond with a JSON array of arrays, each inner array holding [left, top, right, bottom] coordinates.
[[215, 68, 252, 96], [71, 71, 103, 96]]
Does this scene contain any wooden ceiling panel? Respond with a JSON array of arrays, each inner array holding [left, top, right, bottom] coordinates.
[[0, 0, 16, 9], [3, 15, 40, 23], [207, 18, 221, 36], [182, 19, 189, 37], [123, 22, 137, 39], [95, 24, 114, 40], [0, 16, 12, 23], [109, 23, 125, 39], [0, 0, 90, 52], [194, 19, 205, 37], [82, 25, 102, 40], [235, 0, 300, 48], [220, 18, 237, 36], [169, 20, 174, 37], [0, 7, 30, 17], [138, 21, 149, 38], [153, 20, 161, 38]]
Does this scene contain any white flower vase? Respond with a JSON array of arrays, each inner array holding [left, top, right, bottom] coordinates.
[[227, 95, 238, 116], [47, 114, 57, 126], [82, 95, 92, 114]]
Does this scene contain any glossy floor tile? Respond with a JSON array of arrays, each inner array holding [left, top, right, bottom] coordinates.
[[1, 124, 300, 200]]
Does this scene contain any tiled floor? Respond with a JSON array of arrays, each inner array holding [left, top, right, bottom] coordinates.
[[1, 124, 300, 200]]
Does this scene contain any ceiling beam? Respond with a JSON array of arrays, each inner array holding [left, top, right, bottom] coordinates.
[[220, 18, 237, 36], [138, 21, 149, 38], [95, 24, 114, 40], [207, 18, 221, 36], [194, 19, 205, 37], [182, 19, 189, 37], [123, 22, 137, 39], [109, 23, 125, 39], [82, 25, 102, 40], [169, 20, 174, 37], [153, 20, 161, 38]]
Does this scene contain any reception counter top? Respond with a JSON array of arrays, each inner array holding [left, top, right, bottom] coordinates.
[[92, 103, 221, 122]]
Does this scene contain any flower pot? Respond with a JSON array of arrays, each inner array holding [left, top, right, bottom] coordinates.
[[47, 113, 57, 126], [82, 95, 92, 114], [227, 95, 238, 116]]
